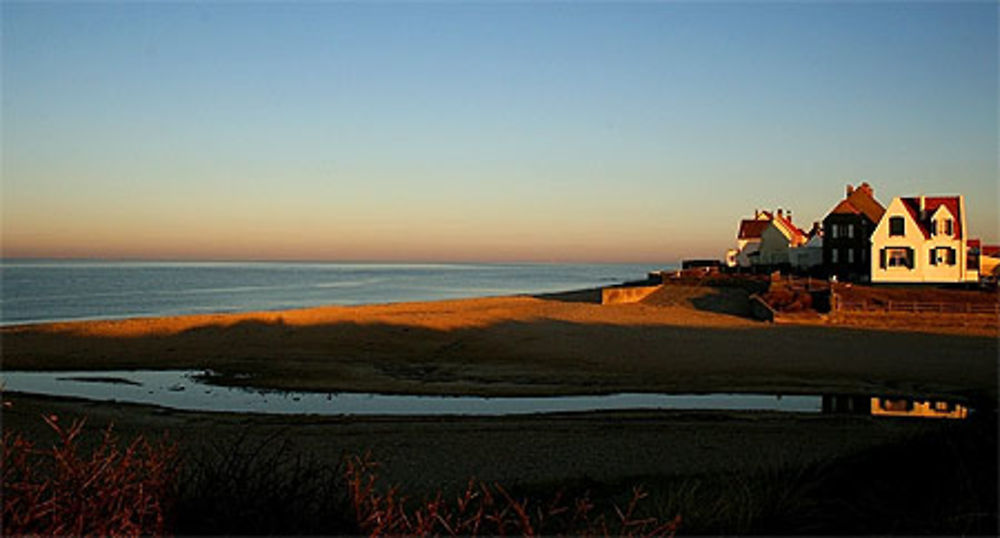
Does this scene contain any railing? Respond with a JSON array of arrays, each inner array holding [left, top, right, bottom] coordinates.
[[834, 299, 1000, 315]]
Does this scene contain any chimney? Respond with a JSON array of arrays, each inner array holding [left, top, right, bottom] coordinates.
[[859, 182, 872, 196], [846, 184, 854, 196], [777, 208, 783, 218], [787, 210, 792, 222], [754, 209, 759, 219]]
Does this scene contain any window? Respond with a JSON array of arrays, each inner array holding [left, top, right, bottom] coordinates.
[[848, 248, 854, 263], [931, 247, 957, 266], [933, 218, 954, 236], [832, 249, 838, 263], [888, 217, 905, 236], [888, 249, 908, 267], [881, 247, 913, 269], [830, 224, 839, 239], [847, 224, 854, 238], [881, 398, 913, 412]]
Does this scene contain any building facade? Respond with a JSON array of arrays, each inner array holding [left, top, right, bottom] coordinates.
[[757, 210, 806, 267], [822, 183, 885, 281], [726, 210, 772, 268], [790, 224, 823, 271], [870, 195, 978, 283]]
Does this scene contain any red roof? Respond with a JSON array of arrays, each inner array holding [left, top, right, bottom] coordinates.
[[773, 213, 807, 245], [826, 184, 885, 224], [829, 199, 861, 216], [899, 196, 963, 239], [738, 219, 770, 240], [982, 245, 1000, 257]]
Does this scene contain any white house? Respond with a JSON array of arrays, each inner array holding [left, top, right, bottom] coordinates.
[[757, 209, 807, 266], [870, 195, 978, 283], [790, 223, 823, 270], [726, 210, 772, 268]]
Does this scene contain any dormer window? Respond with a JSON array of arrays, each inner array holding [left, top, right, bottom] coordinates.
[[944, 219, 953, 235], [889, 217, 905, 237]]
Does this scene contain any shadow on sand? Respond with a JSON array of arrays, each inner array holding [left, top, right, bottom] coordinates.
[[4, 313, 997, 403], [534, 281, 769, 321]]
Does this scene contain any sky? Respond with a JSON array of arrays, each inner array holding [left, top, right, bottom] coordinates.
[[2, 1, 997, 263]]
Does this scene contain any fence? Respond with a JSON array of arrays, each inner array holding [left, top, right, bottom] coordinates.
[[771, 274, 829, 292], [834, 299, 1000, 315]]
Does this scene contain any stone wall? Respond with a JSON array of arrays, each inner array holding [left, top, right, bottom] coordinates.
[[600, 285, 662, 305]]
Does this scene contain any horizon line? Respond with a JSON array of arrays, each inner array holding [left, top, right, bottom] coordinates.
[[0, 255, 681, 266]]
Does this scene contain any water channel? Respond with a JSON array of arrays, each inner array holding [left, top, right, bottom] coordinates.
[[1, 370, 824, 416]]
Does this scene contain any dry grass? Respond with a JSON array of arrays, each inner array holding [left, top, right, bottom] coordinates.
[[834, 283, 999, 305], [2, 404, 994, 535], [1, 411, 680, 536], [344, 451, 680, 537], [1, 415, 177, 536]]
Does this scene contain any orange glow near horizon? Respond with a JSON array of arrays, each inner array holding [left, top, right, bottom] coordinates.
[[0, 197, 721, 263], [0, 230, 698, 264]]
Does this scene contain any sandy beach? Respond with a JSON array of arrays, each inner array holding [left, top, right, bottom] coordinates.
[[3, 285, 997, 534], [3, 286, 997, 400]]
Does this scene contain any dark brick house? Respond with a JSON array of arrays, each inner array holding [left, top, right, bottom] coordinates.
[[822, 182, 885, 281]]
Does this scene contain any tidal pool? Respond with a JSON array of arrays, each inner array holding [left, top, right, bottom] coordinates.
[[0, 370, 824, 416]]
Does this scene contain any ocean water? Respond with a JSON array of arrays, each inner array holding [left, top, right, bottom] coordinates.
[[0, 260, 667, 326]]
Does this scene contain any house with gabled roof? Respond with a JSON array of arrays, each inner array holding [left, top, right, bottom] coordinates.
[[725, 210, 773, 268], [790, 222, 824, 271], [757, 209, 807, 267], [822, 182, 885, 281], [870, 194, 978, 283]]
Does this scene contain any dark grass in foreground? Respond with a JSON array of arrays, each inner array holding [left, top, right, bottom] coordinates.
[[2, 416, 679, 536], [1, 415, 176, 536], [3, 412, 996, 536]]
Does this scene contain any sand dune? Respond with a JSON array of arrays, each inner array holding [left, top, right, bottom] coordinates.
[[3, 288, 996, 400]]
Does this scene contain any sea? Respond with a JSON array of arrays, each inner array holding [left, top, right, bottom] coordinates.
[[0, 260, 669, 326]]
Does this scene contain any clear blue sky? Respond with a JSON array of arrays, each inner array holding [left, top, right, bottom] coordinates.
[[2, 1, 996, 262]]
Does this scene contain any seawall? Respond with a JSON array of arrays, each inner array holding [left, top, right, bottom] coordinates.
[[601, 285, 662, 305]]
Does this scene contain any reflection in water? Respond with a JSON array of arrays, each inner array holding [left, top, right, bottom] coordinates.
[[822, 394, 969, 420], [0, 370, 969, 419]]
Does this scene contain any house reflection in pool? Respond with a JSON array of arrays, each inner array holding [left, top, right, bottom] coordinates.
[[822, 394, 968, 419]]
